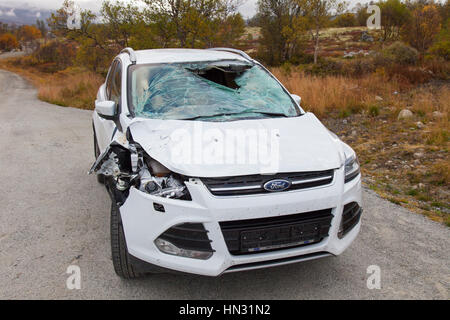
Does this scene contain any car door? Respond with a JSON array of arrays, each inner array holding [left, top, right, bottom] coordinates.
[[94, 60, 122, 153]]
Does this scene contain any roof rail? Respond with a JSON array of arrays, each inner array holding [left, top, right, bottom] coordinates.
[[120, 47, 137, 64], [207, 47, 252, 61]]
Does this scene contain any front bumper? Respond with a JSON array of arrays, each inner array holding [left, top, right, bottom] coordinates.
[[119, 167, 362, 276]]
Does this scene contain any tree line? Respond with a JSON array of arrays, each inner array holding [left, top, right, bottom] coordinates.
[[43, 0, 246, 72], [0, 0, 448, 72], [255, 0, 449, 65]]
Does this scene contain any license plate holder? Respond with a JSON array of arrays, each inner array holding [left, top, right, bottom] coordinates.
[[240, 223, 320, 253]]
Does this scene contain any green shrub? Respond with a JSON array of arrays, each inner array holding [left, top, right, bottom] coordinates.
[[382, 42, 419, 65], [342, 58, 376, 76], [369, 105, 380, 116], [303, 58, 343, 76], [33, 41, 77, 72], [429, 39, 450, 61], [429, 18, 449, 61]]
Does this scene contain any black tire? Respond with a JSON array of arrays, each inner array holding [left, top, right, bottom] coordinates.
[[110, 202, 143, 279], [93, 128, 105, 184]]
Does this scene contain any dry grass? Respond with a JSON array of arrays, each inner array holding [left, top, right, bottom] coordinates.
[[272, 68, 399, 117], [0, 57, 103, 110], [272, 69, 449, 225], [37, 71, 103, 110]]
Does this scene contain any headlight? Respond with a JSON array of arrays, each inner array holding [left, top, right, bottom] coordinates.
[[344, 153, 360, 183]]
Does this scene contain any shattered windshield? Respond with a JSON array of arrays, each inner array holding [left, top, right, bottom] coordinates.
[[128, 60, 300, 121]]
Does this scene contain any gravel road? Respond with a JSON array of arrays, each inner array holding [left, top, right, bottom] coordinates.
[[0, 67, 448, 299]]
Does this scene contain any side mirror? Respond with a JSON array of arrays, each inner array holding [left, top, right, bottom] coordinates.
[[291, 94, 301, 106], [95, 100, 116, 119]]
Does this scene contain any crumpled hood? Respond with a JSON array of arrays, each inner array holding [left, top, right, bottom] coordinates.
[[128, 113, 345, 177]]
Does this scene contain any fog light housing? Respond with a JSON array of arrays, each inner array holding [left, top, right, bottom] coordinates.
[[154, 238, 213, 260], [154, 223, 214, 260]]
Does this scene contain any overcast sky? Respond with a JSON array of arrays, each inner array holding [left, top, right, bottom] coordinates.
[[0, 0, 375, 18]]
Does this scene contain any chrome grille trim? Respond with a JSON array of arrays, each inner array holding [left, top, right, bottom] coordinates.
[[210, 184, 261, 192], [291, 175, 333, 185], [202, 170, 335, 196]]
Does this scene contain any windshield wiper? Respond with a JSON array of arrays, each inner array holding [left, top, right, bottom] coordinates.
[[179, 113, 243, 121], [179, 111, 289, 121], [252, 111, 289, 118]]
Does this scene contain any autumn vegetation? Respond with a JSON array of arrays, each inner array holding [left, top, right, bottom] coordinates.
[[0, 0, 448, 225]]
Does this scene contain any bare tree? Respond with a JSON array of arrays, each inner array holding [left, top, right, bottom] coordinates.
[[296, 0, 346, 64]]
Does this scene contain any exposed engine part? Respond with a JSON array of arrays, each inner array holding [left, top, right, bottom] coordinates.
[[144, 181, 158, 193], [147, 158, 171, 177], [139, 175, 187, 199], [116, 178, 129, 191], [98, 158, 121, 177], [129, 143, 143, 174], [90, 142, 190, 201]]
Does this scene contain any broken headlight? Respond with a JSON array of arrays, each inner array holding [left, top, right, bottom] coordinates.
[[139, 158, 191, 200]]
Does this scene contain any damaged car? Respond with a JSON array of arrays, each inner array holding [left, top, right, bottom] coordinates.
[[90, 47, 362, 277]]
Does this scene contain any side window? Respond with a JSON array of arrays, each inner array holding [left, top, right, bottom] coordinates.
[[105, 61, 116, 99], [110, 61, 122, 106]]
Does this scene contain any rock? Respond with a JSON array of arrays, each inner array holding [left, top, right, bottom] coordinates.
[[432, 111, 445, 119], [360, 31, 374, 42], [343, 119, 348, 124], [344, 51, 356, 58], [351, 130, 357, 136], [375, 96, 383, 101], [398, 109, 413, 120], [413, 159, 421, 165], [416, 121, 424, 129], [413, 152, 424, 159], [418, 183, 425, 189], [403, 165, 410, 170]]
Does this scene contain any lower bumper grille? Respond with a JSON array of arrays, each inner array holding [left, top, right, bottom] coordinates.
[[157, 223, 213, 252], [219, 209, 333, 255], [338, 202, 362, 239]]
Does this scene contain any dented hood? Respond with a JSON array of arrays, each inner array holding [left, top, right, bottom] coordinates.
[[127, 113, 344, 177]]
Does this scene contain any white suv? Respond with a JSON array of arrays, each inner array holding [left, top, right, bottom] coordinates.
[[90, 47, 362, 277]]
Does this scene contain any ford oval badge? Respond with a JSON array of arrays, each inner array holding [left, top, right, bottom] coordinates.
[[263, 179, 291, 192]]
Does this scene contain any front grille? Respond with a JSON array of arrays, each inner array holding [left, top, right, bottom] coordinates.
[[219, 209, 333, 255], [338, 202, 362, 239], [202, 170, 334, 196], [157, 223, 214, 252]]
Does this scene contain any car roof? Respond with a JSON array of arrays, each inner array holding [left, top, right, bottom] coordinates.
[[125, 48, 250, 65]]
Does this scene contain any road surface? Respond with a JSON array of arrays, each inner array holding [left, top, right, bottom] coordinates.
[[0, 68, 448, 299]]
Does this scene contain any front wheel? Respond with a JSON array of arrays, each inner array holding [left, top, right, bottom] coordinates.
[[110, 202, 143, 279]]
